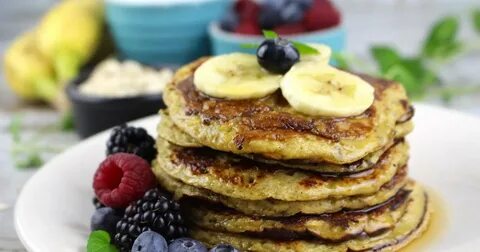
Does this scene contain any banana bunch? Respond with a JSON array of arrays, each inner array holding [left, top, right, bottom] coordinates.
[[36, 0, 106, 82], [3, 0, 109, 109], [4, 32, 58, 103], [194, 44, 374, 117]]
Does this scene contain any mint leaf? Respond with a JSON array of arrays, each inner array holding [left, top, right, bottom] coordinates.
[[331, 52, 350, 70], [87, 231, 118, 252], [383, 58, 437, 99], [16, 153, 44, 169], [384, 64, 419, 97], [473, 9, 480, 33], [262, 30, 278, 39], [371, 46, 401, 73], [422, 16, 462, 59], [240, 43, 259, 49], [59, 111, 74, 131], [291, 41, 319, 55], [8, 115, 22, 142]]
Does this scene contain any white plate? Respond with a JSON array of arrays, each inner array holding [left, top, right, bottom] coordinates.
[[15, 104, 480, 252]]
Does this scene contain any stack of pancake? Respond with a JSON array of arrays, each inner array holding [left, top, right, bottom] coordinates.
[[154, 58, 430, 251]]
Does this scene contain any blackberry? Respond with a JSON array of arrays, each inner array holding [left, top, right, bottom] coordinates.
[[113, 188, 188, 252], [106, 124, 157, 163]]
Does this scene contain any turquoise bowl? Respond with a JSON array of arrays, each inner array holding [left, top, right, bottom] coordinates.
[[209, 22, 346, 61], [106, 0, 232, 66]]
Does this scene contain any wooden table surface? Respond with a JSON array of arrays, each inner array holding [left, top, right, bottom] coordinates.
[[0, 0, 479, 251]]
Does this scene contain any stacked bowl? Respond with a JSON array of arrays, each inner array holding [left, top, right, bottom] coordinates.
[[105, 0, 231, 65]]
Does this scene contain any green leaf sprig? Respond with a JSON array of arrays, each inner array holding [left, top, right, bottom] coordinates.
[[60, 110, 75, 131], [422, 16, 462, 60], [9, 116, 45, 169], [87, 230, 119, 252], [365, 13, 480, 100], [370, 46, 437, 99], [240, 30, 320, 56], [262, 30, 278, 39], [474, 9, 480, 33], [8, 114, 72, 169], [8, 114, 22, 142]]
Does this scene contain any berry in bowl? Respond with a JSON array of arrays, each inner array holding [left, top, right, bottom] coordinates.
[[209, 0, 346, 59]]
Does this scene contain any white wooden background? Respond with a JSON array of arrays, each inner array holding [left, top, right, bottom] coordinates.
[[0, 0, 479, 251]]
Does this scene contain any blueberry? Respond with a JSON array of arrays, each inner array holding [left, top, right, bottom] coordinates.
[[297, 0, 314, 10], [256, 38, 300, 74], [259, 0, 287, 28], [219, 10, 239, 32], [264, 0, 288, 9], [131, 231, 168, 252], [168, 238, 207, 252], [258, 8, 282, 29], [260, 0, 310, 26], [209, 244, 240, 252], [279, 2, 304, 24], [90, 207, 122, 236]]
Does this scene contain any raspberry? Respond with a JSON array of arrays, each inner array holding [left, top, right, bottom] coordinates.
[[273, 23, 307, 35], [93, 153, 156, 208], [235, 0, 260, 23], [235, 21, 261, 35], [303, 0, 341, 31]]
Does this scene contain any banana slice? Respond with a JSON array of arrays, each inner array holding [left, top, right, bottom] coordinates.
[[193, 53, 282, 100], [281, 65, 374, 117], [298, 44, 332, 65]]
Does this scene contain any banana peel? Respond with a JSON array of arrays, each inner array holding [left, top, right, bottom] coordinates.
[[3, 31, 59, 104], [36, 0, 105, 83]]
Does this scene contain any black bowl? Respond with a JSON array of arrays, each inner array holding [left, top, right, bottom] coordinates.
[[66, 69, 165, 138]]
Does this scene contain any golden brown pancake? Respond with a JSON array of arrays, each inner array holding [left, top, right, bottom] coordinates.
[[152, 162, 408, 217], [157, 110, 413, 174], [163, 58, 412, 164], [189, 181, 429, 252], [155, 138, 408, 201], [158, 110, 202, 148], [183, 185, 412, 242]]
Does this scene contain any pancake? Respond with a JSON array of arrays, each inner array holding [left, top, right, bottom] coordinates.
[[158, 110, 414, 174], [163, 58, 412, 164], [189, 181, 429, 252], [155, 138, 408, 201], [158, 110, 202, 148], [153, 162, 408, 217], [157, 109, 413, 150], [183, 185, 412, 242]]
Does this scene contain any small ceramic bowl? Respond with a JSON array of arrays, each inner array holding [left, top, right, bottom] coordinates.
[[208, 22, 347, 58], [105, 0, 232, 66], [66, 69, 165, 138]]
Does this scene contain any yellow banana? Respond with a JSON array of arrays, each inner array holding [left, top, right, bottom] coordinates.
[[3, 31, 59, 103], [281, 65, 374, 117], [36, 0, 105, 83], [194, 53, 282, 99]]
